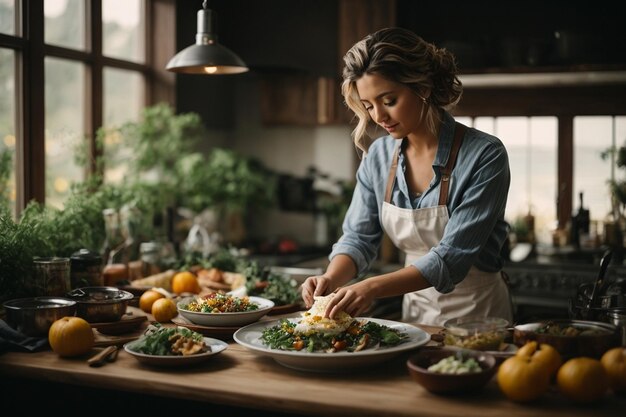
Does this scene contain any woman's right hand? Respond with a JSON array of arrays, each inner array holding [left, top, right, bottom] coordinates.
[[301, 274, 334, 308]]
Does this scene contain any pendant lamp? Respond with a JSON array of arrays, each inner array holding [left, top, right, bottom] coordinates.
[[166, 1, 248, 75]]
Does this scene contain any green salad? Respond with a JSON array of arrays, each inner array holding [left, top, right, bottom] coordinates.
[[261, 319, 408, 353], [130, 324, 206, 356]]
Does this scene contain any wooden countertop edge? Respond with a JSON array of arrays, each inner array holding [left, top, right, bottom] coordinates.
[[1, 322, 625, 417]]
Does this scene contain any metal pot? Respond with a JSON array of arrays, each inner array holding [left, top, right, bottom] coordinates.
[[65, 287, 133, 323], [3, 297, 77, 337], [513, 319, 620, 359]]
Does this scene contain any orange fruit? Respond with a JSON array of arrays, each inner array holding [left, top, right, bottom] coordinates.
[[557, 357, 609, 403], [48, 316, 94, 358], [151, 298, 178, 322], [171, 271, 200, 294], [601, 347, 626, 393], [516, 341, 562, 377], [497, 355, 551, 402], [139, 290, 166, 313]]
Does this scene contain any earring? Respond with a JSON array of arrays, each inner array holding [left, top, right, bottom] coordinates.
[[420, 96, 428, 104]]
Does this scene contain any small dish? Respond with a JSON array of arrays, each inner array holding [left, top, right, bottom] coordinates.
[[177, 295, 274, 327], [124, 337, 228, 367], [407, 347, 497, 394], [443, 316, 509, 351]]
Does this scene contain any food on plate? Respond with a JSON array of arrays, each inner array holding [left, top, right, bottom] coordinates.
[[151, 298, 178, 322], [444, 330, 503, 351], [130, 269, 176, 291], [261, 294, 408, 353], [601, 347, 626, 393], [197, 268, 247, 292], [535, 321, 611, 336], [48, 316, 95, 358], [130, 324, 208, 356], [294, 294, 353, 335], [427, 354, 482, 374], [180, 292, 259, 313], [557, 357, 609, 403]]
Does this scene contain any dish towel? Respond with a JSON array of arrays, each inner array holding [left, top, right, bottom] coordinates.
[[0, 319, 49, 354]]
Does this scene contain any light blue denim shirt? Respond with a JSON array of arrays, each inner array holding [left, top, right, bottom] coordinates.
[[329, 111, 510, 293]]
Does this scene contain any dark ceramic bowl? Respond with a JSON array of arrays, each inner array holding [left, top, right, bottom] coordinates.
[[3, 297, 77, 337], [65, 286, 133, 323], [407, 347, 497, 395]]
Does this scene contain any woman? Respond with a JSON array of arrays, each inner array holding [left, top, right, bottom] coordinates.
[[301, 27, 513, 326]]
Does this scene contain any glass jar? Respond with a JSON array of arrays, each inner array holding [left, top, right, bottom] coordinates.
[[70, 249, 103, 289], [31, 257, 71, 296], [140, 241, 161, 277]]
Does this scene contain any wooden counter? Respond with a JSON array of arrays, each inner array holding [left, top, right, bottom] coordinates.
[[0, 320, 623, 417]]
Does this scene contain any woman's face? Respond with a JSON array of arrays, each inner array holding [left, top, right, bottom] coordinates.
[[356, 73, 425, 139]]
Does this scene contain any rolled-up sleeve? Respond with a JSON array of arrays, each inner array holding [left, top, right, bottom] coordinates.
[[329, 144, 387, 277]]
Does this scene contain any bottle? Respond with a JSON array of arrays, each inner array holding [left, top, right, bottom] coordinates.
[[577, 192, 590, 235], [571, 192, 590, 248]]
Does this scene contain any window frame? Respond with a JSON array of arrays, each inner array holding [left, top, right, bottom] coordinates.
[[455, 83, 626, 229], [0, 0, 175, 214]]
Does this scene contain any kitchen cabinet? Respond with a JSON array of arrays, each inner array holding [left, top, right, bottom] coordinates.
[[395, 0, 626, 74], [258, 0, 396, 126]]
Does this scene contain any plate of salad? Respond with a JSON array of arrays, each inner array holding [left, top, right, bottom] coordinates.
[[233, 317, 430, 372], [177, 294, 274, 327], [124, 325, 228, 367]]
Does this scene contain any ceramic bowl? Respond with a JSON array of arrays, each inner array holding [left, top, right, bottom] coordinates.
[[177, 296, 274, 327], [406, 347, 497, 394], [3, 297, 77, 337]]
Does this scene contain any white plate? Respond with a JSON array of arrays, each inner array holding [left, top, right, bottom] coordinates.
[[124, 337, 228, 367], [233, 317, 430, 372], [177, 296, 275, 327]]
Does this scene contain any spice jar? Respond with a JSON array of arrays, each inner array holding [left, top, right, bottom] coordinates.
[[70, 249, 103, 289], [31, 257, 71, 296]]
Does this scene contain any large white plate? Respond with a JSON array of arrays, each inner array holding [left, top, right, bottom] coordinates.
[[124, 336, 228, 367], [177, 296, 274, 327], [233, 317, 430, 372]]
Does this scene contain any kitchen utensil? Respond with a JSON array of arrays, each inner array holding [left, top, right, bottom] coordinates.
[[66, 287, 133, 322], [2, 297, 77, 337], [87, 345, 118, 367], [581, 250, 612, 319]]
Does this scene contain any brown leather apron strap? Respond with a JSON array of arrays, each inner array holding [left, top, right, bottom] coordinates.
[[438, 122, 467, 206], [384, 140, 403, 203]]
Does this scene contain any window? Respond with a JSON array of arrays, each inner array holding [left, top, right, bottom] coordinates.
[[461, 116, 558, 244], [0, 0, 174, 215], [574, 116, 626, 222], [0, 48, 16, 214]]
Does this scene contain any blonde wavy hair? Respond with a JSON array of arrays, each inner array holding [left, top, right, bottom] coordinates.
[[342, 27, 463, 155]]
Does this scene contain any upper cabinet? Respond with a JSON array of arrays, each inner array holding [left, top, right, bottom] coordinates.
[[395, 0, 626, 74], [210, 0, 339, 77]]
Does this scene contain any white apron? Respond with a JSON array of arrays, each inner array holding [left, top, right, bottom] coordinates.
[[381, 123, 513, 326]]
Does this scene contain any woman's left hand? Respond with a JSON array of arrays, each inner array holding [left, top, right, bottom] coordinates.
[[324, 280, 376, 319]]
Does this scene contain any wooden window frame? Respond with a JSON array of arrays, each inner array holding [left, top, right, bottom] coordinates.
[[0, 0, 175, 214]]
